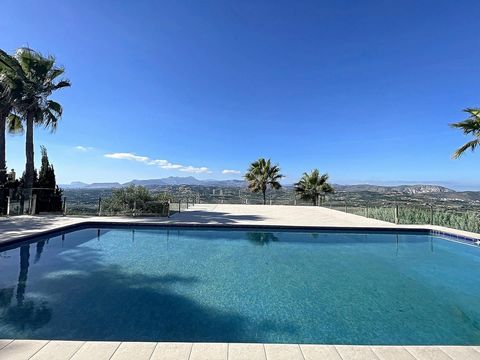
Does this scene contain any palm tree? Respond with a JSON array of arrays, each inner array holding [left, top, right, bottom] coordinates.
[[450, 108, 480, 159], [294, 169, 334, 206], [0, 54, 24, 185], [245, 158, 283, 204], [0, 48, 70, 197]]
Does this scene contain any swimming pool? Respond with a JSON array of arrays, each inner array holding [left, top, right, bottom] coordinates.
[[0, 225, 479, 345]]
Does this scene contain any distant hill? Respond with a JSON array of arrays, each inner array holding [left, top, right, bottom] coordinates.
[[86, 182, 123, 189], [61, 181, 89, 189], [62, 177, 245, 188], [125, 176, 204, 186], [62, 177, 460, 194], [333, 184, 455, 194]]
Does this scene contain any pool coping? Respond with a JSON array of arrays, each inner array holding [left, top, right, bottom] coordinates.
[[2, 218, 480, 249]]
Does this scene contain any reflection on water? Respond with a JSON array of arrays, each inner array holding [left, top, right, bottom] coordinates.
[[34, 240, 46, 264], [246, 232, 278, 246], [0, 243, 52, 332], [17, 245, 29, 305]]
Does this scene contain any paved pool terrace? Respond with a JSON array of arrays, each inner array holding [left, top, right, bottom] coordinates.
[[1, 204, 480, 360]]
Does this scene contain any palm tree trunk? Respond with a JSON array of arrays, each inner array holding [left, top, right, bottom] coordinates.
[[24, 112, 34, 199], [0, 111, 6, 185], [262, 190, 266, 205], [0, 112, 6, 215]]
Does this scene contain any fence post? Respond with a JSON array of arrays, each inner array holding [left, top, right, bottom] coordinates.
[[430, 205, 434, 225], [365, 206, 368, 218], [179, 199, 181, 213], [31, 194, 37, 215], [98, 197, 102, 216], [394, 204, 399, 224], [6, 196, 10, 216], [63, 197, 67, 216], [133, 200, 137, 217], [344, 202, 347, 213], [28, 195, 32, 215], [187, 198, 189, 209]]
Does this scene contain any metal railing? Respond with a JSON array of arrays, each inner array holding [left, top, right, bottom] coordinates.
[[3, 187, 480, 234], [324, 202, 480, 233], [0, 187, 62, 216]]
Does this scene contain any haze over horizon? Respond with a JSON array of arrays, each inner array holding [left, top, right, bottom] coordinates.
[[1, 1, 480, 189]]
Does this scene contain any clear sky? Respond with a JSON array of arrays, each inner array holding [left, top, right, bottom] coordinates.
[[1, 0, 480, 189]]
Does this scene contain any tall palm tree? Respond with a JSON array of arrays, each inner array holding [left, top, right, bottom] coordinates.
[[245, 158, 283, 204], [450, 108, 480, 159], [0, 48, 70, 197], [0, 56, 24, 185], [295, 169, 334, 206]]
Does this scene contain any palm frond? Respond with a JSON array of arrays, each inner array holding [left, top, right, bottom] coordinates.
[[451, 108, 480, 159], [6, 114, 23, 134], [452, 139, 479, 159], [52, 80, 71, 90]]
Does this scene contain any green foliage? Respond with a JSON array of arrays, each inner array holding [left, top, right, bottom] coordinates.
[[34, 146, 63, 212], [295, 169, 333, 205], [0, 47, 71, 192], [342, 205, 480, 233], [450, 108, 480, 159], [101, 185, 170, 216], [244, 158, 283, 204]]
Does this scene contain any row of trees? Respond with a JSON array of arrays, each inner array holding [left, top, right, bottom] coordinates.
[[244, 157, 334, 205], [0, 47, 69, 198], [242, 108, 478, 206]]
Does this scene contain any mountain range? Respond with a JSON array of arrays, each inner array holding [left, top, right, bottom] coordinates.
[[61, 177, 461, 194], [61, 176, 246, 189]]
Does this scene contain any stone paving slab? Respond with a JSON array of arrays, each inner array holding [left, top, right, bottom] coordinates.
[[69, 341, 120, 360], [150, 342, 192, 360], [228, 343, 266, 360], [0, 340, 48, 360], [371, 346, 416, 360], [30, 341, 85, 360], [336, 345, 380, 360], [110, 341, 156, 360], [0, 340, 12, 352], [189, 342, 228, 360], [404, 346, 456, 360], [300, 344, 343, 360], [440, 346, 480, 360], [264, 344, 304, 360]]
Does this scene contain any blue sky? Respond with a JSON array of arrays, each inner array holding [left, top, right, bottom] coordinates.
[[1, 0, 480, 189]]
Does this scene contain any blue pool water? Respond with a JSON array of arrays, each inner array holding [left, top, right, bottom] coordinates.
[[0, 226, 479, 344]]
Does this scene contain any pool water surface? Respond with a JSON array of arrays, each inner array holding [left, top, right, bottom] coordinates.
[[0, 227, 479, 345]]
